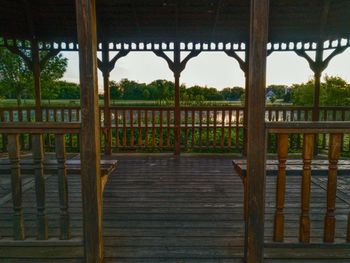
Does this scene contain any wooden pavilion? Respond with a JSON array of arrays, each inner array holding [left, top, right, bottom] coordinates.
[[1, 0, 350, 262]]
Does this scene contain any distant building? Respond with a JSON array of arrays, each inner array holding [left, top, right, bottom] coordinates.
[[265, 90, 276, 101]]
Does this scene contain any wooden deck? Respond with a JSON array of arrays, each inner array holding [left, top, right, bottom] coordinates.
[[1, 155, 350, 262]]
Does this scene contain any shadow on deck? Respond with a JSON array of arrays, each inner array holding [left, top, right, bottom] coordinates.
[[1, 155, 350, 262]]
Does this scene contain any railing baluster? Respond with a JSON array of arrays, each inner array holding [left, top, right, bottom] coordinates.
[[221, 110, 225, 148], [213, 109, 217, 147], [145, 110, 148, 147], [191, 110, 195, 148], [199, 110, 203, 147], [122, 110, 127, 146], [324, 133, 341, 243], [274, 133, 289, 242], [184, 109, 188, 150], [8, 134, 25, 240], [55, 134, 71, 240], [206, 110, 210, 147], [159, 110, 163, 147], [235, 109, 239, 149], [166, 110, 170, 148], [138, 110, 142, 147], [299, 133, 314, 243], [130, 110, 134, 147], [32, 134, 48, 240], [115, 110, 119, 147], [228, 109, 232, 148], [152, 110, 156, 147]]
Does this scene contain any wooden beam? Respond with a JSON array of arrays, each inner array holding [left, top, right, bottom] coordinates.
[[75, 0, 104, 262], [246, 0, 269, 262]]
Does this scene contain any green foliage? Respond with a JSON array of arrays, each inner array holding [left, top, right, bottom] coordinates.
[[291, 80, 316, 106], [0, 47, 68, 105], [54, 81, 80, 100], [290, 76, 350, 106], [0, 48, 32, 105], [267, 85, 288, 99], [110, 80, 123, 101], [321, 76, 350, 106], [40, 53, 68, 103], [221, 87, 244, 101]]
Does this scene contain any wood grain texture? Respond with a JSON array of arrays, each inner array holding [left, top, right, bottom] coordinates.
[[32, 134, 48, 240], [274, 133, 289, 242], [75, 0, 103, 261], [324, 133, 341, 242], [300, 134, 315, 243], [7, 134, 25, 240], [246, 0, 269, 261]]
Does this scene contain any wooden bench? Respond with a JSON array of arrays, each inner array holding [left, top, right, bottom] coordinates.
[[0, 159, 117, 192], [232, 159, 350, 221]]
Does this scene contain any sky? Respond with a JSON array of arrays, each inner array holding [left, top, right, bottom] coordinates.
[[62, 48, 350, 91]]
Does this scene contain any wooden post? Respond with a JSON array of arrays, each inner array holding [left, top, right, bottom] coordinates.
[[273, 133, 289, 242], [174, 43, 181, 155], [299, 134, 314, 243], [75, 0, 104, 262], [32, 134, 48, 239], [246, 0, 269, 262], [243, 50, 249, 156], [102, 43, 112, 155], [324, 133, 341, 242], [55, 134, 71, 240], [8, 134, 25, 240], [31, 39, 42, 122]]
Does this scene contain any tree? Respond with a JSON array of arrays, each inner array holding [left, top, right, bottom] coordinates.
[[40, 53, 68, 104], [109, 80, 123, 101], [290, 76, 350, 106], [55, 81, 80, 100], [221, 87, 244, 101], [0, 48, 32, 106], [0, 47, 68, 105], [321, 76, 350, 106], [290, 80, 314, 106]]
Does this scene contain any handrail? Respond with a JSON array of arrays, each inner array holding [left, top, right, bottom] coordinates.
[[266, 121, 350, 133], [0, 122, 81, 134]]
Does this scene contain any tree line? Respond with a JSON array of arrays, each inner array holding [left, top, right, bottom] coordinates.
[[1, 47, 350, 106]]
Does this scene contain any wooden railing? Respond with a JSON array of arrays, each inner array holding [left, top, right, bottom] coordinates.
[[266, 122, 350, 252], [0, 123, 80, 242], [2, 105, 350, 153]]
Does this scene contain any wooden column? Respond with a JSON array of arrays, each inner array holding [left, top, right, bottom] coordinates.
[[243, 50, 249, 156], [75, 0, 103, 262], [246, 0, 269, 262], [313, 44, 323, 122], [31, 39, 42, 122], [102, 43, 112, 155], [174, 43, 181, 155]]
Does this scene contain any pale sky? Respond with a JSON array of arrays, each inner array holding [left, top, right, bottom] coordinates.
[[62, 48, 350, 91]]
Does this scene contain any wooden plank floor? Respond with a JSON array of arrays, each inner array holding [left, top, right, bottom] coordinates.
[[1, 155, 350, 262]]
